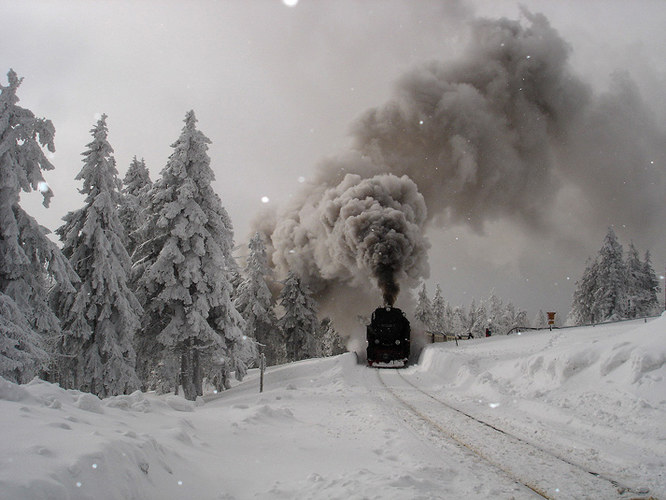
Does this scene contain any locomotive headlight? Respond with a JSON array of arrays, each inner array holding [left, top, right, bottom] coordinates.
[[395, 339, 401, 345]]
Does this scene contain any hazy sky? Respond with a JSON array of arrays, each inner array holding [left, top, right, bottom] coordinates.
[[3, 0, 665, 321]]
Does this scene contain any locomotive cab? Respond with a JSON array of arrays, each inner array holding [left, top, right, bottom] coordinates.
[[366, 306, 410, 367]]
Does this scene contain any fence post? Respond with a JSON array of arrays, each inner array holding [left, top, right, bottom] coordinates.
[[259, 353, 266, 393]]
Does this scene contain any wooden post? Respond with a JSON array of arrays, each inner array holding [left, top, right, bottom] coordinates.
[[259, 353, 266, 393]]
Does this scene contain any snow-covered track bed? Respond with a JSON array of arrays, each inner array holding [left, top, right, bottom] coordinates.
[[376, 369, 646, 500]]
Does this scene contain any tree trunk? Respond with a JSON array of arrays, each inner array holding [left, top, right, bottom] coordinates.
[[180, 343, 197, 401]]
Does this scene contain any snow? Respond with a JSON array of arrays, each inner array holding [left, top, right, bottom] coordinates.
[[1, 314, 665, 499]]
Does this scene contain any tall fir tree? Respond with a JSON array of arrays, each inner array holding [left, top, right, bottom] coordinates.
[[430, 284, 446, 333], [319, 317, 346, 357], [569, 229, 659, 325], [570, 257, 600, 325], [235, 233, 278, 364], [119, 156, 152, 257], [133, 110, 248, 400], [277, 271, 319, 362], [641, 251, 660, 316], [626, 243, 644, 319], [486, 293, 504, 334], [533, 309, 548, 329], [414, 283, 433, 330], [51, 115, 141, 397], [0, 70, 78, 383], [595, 227, 627, 321], [468, 299, 487, 338]]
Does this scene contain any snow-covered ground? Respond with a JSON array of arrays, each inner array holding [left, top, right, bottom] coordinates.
[[1, 314, 664, 499]]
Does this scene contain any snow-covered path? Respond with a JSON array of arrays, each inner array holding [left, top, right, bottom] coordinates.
[[1, 315, 664, 499]]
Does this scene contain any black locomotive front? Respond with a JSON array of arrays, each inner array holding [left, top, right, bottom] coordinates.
[[366, 306, 410, 367]]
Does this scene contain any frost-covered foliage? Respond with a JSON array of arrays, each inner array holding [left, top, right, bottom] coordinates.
[[595, 227, 628, 320], [133, 110, 248, 400], [533, 310, 548, 329], [119, 156, 152, 257], [570, 228, 660, 325], [430, 284, 446, 333], [414, 283, 433, 330], [420, 285, 529, 337], [0, 70, 77, 383], [235, 233, 278, 364], [277, 271, 319, 362], [51, 115, 141, 397], [318, 317, 346, 357]]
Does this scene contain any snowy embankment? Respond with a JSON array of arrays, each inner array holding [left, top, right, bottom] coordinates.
[[1, 315, 665, 499]]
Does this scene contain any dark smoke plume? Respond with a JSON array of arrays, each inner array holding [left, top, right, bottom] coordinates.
[[258, 8, 665, 340], [267, 172, 429, 310]]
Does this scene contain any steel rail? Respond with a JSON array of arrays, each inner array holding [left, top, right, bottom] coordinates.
[[376, 369, 647, 499]]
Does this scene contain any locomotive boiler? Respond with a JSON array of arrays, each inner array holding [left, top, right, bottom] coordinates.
[[366, 306, 410, 367]]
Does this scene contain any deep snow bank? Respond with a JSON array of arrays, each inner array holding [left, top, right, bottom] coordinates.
[[1, 318, 665, 499], [411, 314, 666, 496], [414, 313, 666, 405]]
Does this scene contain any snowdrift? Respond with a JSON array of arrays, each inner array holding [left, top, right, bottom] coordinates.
[[1, 316, 664, 498]]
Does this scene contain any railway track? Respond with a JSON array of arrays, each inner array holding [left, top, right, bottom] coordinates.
[[375, 368, 650, 500]]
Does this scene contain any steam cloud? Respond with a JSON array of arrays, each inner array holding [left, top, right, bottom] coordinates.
[[258, 8, 665, 338], [269, 173, 429, 307]]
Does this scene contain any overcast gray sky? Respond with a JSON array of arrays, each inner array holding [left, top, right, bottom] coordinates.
[[3, 0, 665, 321]]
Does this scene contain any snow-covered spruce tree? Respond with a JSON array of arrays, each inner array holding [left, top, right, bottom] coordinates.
[[533, 309, 547, 329], [430, 284, 446, 333], [450, 306, 467, 337], [467, 299, 487, 338], [133, 110, 248, 400], [626, 243, 644, 319], [595, 227, 627, 321], [641, 251, 661, 316], [569, 257, 600, 325], [486, 293, 504, 334], [51, 115, 141, 397], [277, 271, 319, 362], [414, 283, 433, 331], [0, 69, 78, 383], [319, 317, 346, 357], [626, 244, 660, 318], [234, 233, 278, 364], [119, 156, 152, 257]]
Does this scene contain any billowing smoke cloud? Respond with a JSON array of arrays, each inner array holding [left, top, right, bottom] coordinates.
[[259, 8, 665, 341], [347, 8, 664, 240], [269, 172, 429, 308]]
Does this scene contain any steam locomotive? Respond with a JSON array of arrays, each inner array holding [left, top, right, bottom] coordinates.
[[366, 306, 410, 367]]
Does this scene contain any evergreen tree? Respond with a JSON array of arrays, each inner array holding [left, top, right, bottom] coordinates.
[[51, 115, 141, 397], [625, 243, 644, 319], [486, 293, 504, 334], [468, 299, 487, 338], [0, 70, 78, 383], [450, 306, 467, 337], [119, 156, 151, 257], [570, 257, 600, 325], [641, 251, 660, 316], [595, 227, 627, 321], [319, 317, 346, 357], [570, 230, 659, 325], [133, 110, 246, 400], [430, 284, 446, 333], [414, 283, 432, 330], [235, 233, 277, 364], [533, 309, 547, 329], [277, 271, 319, 361]]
